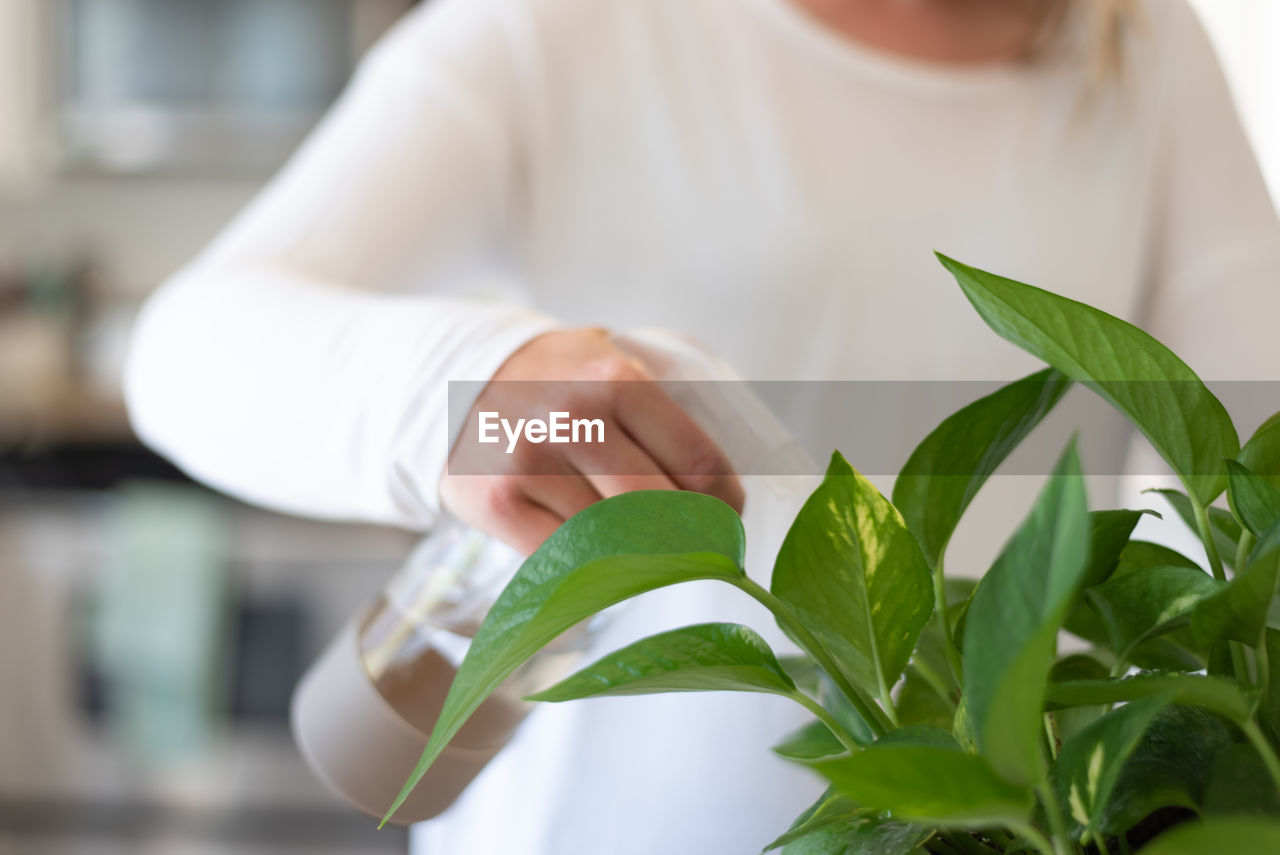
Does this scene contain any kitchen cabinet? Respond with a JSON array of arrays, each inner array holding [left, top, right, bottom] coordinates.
[[0, 0, 52, 195]]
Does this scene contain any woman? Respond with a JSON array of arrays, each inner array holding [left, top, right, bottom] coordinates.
[[125, 0, 1280, 852]]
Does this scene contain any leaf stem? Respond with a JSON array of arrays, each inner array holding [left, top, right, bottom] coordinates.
[[987, 829, 1016, 849], [1258, 633, 1272, 699], [929, 837, 966, 855], [1191, 497, 1250, 680], [1235, 530, 1257, 577], [877, 673, 900, 728], [934, 554, 966, 686], [1243, 719, 1280, 796], [912, 656, 959, 712], [787, 690, 863, 756], [1009, 821, 1060, 855], [1043, 713, 1060, 761], [1034, 781, 1073, 855], [734, 576, 893, 736], [1191, 497, 1226, 582]]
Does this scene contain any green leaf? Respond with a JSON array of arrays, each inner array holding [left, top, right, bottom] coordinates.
[[764, 788, 864, 852], [1202, 743, 1280, 818], [1139, 819, 1280, 855], [1049, 654, 1112, 743], [1052, 694, 1171, 840], [962, 441, 1090, 784], [1082, 510, 1152, 588], [383, 491, 745, 825], [939, 253, 1238, 505], [815, 671, 878, 747], [1240, 411, 1280, 491], [1085, 566, 1222, 660], [1063, 600, 1206, 673], [772, 719, 847, 761], [1142, 489, 1241, 569], [526, 622, 795, 701], [1127, 638, 1207, 673], [896, 667, 955, 730], [773, 660, 878, 748], [1192, 518, 1280, 647], [1207, 640, 1235, 677], [1262, 628, 1280, 750], [772, 451, 934, 698], [1045, 674, 1254, 725], [1050, 654, 1112, 683], [911, 596, 970, 699], [979, 628, 1058, 781], [1098, 705, 1234, 835], [1064, 524, 1183, 651], [780, 655, 822, 694], [1226, 460, 1280, 538], [875, 724, 961, 751], [809, 745, 1032, 827], [1113, 540, 1203, 577], [1089, 558, 1212, 669], [892, 368, 1072, 568], [953, 694, 977, 754], [773, 810, 932, 855]]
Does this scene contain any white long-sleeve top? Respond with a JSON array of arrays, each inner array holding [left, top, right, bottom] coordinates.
[[124, 0, 1280, 852]]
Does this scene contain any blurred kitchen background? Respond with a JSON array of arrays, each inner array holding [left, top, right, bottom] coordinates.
[[0, 1, 420, 853], [0, 1, 1276, 853]]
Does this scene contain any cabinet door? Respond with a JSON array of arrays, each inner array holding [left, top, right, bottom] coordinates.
[[0, 0, 50, 194]]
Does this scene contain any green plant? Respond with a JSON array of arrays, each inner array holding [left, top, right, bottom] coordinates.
[[386, 255, 1280, 854]]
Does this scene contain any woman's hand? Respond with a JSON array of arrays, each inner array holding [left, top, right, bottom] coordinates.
[[441, 328, 744, 555]]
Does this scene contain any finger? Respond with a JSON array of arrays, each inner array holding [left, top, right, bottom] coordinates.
[[486, 495, 566, 557], [613, 383, 744, 512], [569, 427, 681, 498], [520, 470, 603, 521], [440, 476, 565, 557]]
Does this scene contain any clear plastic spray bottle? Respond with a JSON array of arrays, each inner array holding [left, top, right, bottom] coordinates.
[[290, 330, 811, 825]]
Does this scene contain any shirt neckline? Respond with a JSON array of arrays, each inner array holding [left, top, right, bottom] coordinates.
[[743, 0, 1048, 94]]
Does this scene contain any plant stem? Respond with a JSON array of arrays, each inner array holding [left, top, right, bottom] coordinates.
[[1043, 713, 1060, 761], [1258, 633, 1272, 698], [1229, 641, 1252, 685], [1191, 497, 1250, 680], [1094, 832, 1113, 855], [929, 837, 967, 855], [913, 654, 959, 712], [1244, 720, 1280, 795], [1034, 781, 1073, 855], [1010, 821, 1060, 855], [788, 690, 863, 755], [934, 554, 966, 685], [734, 577, 893, 736], [878, 674, 900, 728], [987, 829, 1016, 849], [1191, 498, 1226, 582], [1235, 530, 1257, 577]]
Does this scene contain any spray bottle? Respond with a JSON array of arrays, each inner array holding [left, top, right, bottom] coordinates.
[[290, 329, 811, 825]]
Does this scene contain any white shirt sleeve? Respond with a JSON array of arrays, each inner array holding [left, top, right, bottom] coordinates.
[[124, 0, 559, 529], [1142, 0, 1280, 389]]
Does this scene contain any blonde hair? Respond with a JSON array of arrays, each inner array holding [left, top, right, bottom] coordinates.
[[1038, 0, 1140, 85], [1083, 0, 1140, 84]]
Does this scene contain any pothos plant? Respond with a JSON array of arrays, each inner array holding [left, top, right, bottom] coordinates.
[[384, 254, 1280, 855]]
